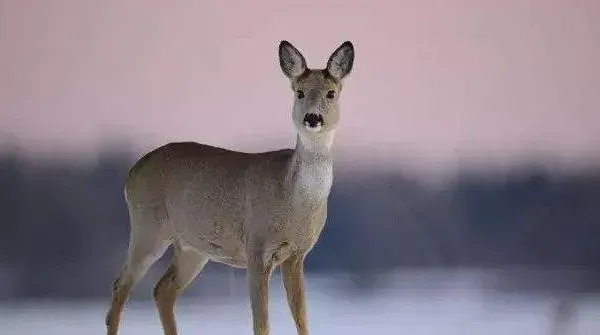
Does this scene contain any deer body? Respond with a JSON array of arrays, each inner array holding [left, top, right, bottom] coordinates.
[[126, 140, 331, 268], [106, 41, 354, 335]]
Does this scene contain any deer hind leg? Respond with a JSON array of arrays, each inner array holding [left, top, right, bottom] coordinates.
[[105, 240, 170, 335], [154, 242, 209, 335], [106, 208, 172, 335]]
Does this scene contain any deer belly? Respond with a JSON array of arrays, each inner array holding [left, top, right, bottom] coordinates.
[[178, 232, 248, 268]]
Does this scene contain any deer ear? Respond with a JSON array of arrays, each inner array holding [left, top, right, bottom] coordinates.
[[326, 41, 354, 80], [279, 41, 307, 79]]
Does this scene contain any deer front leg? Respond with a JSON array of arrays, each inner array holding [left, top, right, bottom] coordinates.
[[248, 253, 274, 335], [281, 254, 309, 335]]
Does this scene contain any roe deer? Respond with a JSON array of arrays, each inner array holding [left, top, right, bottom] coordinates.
[[105, 40, 354, 335]]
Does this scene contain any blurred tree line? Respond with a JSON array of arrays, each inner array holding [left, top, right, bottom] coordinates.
[[0, 147, 599, 299]]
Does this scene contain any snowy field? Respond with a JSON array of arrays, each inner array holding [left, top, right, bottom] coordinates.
[[1, 272, 599, 335]]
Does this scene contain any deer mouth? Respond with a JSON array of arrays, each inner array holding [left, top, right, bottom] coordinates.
[[303, 113, 324, 132]]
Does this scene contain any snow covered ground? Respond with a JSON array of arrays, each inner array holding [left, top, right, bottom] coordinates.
[[2, 272, 599, 335]]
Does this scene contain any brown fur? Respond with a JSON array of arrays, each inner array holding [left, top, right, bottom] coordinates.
[[105, 40, 354, 335]]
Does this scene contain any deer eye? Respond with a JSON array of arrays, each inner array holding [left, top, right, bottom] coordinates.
[[326, 90, 336, 99], [296, 90, 305, 99]]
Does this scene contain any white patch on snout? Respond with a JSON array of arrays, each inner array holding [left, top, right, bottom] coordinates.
[[297, 129, 336, 153], [303, 122, 322, 132]]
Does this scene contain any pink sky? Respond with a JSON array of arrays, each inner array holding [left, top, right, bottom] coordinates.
[[1, 0, 599, 173]]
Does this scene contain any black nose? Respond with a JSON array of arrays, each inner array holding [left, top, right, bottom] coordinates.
[[303, 113, 324, 128]]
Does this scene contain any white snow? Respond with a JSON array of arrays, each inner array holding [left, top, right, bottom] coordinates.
[[1, 272, 599, 335]]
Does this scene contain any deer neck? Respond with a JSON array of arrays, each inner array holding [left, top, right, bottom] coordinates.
[[287, 130, 335, 205]]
